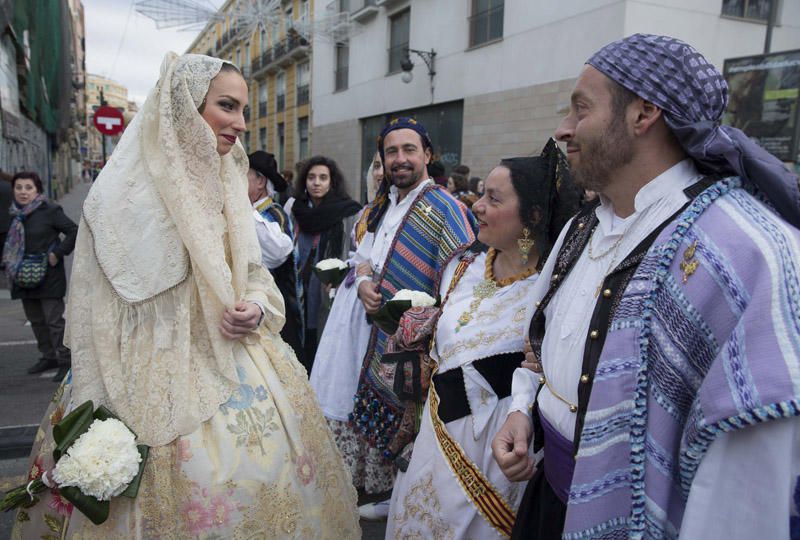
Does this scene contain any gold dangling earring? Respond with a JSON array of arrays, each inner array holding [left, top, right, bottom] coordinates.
[[518, 227, 534, 264]]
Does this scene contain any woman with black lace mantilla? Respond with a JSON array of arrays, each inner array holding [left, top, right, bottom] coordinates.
[[387, 140, 580, 539]]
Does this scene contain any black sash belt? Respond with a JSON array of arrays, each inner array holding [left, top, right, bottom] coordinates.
[[433, 351, 525, 424]]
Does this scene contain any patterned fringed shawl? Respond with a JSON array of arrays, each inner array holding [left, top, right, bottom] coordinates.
[[350, 184, 476, 457], [563, 178, 800, 539]]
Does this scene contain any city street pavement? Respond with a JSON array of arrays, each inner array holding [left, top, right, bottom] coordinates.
[[0, 179, 387, 539]]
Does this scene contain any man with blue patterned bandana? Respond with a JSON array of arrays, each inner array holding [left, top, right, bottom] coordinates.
[[492, 34, 800, 539], [346, 117, 477, 518]]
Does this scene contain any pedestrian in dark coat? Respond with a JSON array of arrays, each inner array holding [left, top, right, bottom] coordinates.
[[2, 172, 78, 382]]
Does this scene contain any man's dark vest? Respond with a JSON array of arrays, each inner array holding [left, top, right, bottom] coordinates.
[[528, 178, 715, 453]]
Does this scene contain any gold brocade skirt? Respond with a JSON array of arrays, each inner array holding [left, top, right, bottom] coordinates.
[[11, 335, 360, 540]]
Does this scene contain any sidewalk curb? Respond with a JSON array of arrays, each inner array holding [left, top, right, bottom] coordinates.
[[0, 424, 37, 460]]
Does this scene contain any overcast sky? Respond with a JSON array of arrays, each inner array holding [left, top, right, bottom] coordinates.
[[83, 0, 222, 104]]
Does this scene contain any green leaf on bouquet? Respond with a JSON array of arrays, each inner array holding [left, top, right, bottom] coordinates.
[[52, 401, 94, 461], [59, 486, 109, 525], [372, 300, 413, 335], [120, 445, 149, 499], [313, 266, 349, 288]]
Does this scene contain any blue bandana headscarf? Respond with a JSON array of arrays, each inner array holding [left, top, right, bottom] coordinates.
[[588, 33, 800, 228], [367, 117, 435, 232]]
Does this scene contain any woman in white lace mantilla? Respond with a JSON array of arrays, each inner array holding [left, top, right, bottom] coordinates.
[[387, 141, 580, 539], [12, 53, 359, 539]]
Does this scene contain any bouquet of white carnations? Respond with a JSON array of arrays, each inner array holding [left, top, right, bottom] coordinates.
[[1, 401, 148, 525], [372, 289, 438, 334], [313, 258, 349, 288]]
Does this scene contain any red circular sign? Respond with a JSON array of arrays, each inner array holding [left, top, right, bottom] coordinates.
[[93, 105, 125, 136]]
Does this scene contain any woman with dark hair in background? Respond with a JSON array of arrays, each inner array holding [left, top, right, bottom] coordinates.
[[291, 155, 361, 371], [2, 171, 77, 382], [448, 172, 479, 209], [387, 140, 581, 538], [469, 175, 485, 196]]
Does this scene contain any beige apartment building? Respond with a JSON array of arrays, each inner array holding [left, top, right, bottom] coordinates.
[[188, 0, 313, 176]]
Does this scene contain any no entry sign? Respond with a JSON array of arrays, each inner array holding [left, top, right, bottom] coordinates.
[[93, 105, 125, 136]]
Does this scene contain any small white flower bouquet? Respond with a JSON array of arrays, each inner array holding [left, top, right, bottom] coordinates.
[[373, 289, 438, 334], [391, 289, 437, 307], [313, 258, 349, 288], [1, 401, 148, 525]]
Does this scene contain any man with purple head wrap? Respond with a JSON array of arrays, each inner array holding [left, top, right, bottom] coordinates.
[[492, 34, 800, 539]]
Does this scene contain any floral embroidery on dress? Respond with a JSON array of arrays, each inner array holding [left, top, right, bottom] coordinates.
[[47, 488, 74, 517], [177, 439, 193, 462], [181, 483, 239, 535], [295, 453, 317, 485], [28, 455, 45, 481], [392, 472, 454, 540], [49, 404, 64, 426], [226, 406, 280, 454], [42, 512, 66, 537]]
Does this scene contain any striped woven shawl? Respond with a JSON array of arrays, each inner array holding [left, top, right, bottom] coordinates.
[[564, 178, 800, 539], [350, 183, 476, 456]]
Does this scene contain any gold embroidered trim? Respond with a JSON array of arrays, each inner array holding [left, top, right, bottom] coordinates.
[[429, 369, 515, 538]]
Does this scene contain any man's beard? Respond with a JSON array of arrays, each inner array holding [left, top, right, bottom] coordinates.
[[387, 166, 423, 189], [571, 118, 634, 192]]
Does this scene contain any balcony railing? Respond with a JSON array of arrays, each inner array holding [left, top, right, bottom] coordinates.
[[252, 32, 310, 76], [276, 94, 286, 112], [348, 0, 376, 12], [216, 28, 236, 52], [297, 84, 309, 105], [349, 0, 378, 21]]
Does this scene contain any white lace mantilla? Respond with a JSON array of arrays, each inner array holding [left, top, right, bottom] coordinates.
[[68, 53, 273, 447]]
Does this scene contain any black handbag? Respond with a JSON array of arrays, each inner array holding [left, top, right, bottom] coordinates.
[[15, 253, 48, 289]]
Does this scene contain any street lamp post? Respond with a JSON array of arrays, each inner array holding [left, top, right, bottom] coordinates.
[[401, 48, 437, 104]]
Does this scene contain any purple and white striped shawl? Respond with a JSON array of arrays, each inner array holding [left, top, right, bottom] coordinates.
[[563, 177, 800, 539]]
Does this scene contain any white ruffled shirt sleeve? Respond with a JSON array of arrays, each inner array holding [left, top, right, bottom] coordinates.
[[253, 209, 294, 270]]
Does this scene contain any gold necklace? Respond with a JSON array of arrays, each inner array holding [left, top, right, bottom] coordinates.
[[587, 226, 626, 261], [586, 226, 628, 297], [455, 249, 536, 332], [484, 248, 537, 286]]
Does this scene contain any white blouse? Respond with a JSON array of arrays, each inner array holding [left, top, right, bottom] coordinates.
[[433, 251, 539, 439]]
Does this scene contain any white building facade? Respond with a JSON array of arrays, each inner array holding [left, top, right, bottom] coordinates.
[[311, 0, 800, 201]]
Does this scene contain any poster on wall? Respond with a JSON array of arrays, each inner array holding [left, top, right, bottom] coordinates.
[[723, 49, 800, 162]]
